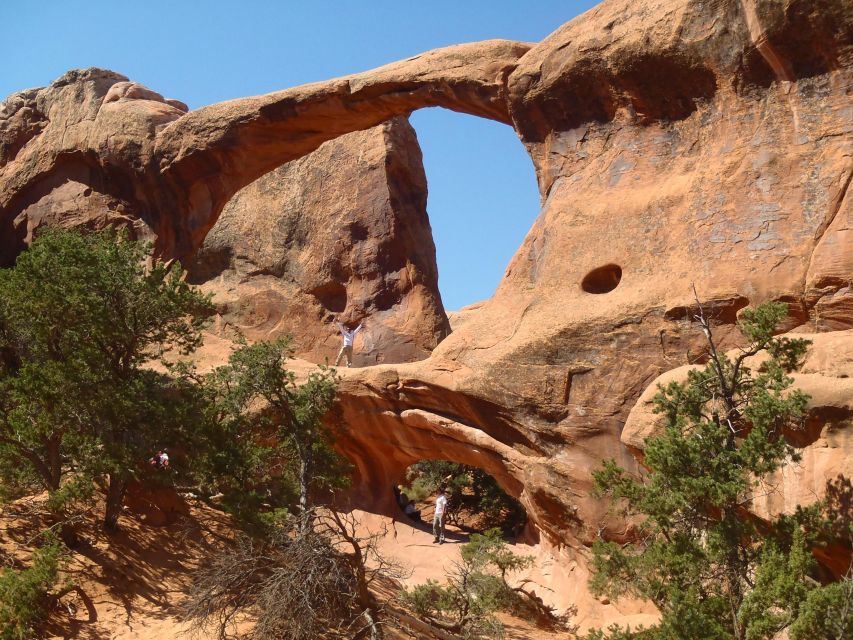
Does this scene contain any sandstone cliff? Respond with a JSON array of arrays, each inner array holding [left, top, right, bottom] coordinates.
[[187, 118, 450, 364]]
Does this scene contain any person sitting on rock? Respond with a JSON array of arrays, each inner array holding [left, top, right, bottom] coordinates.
[[334, 319, 363, 367], [433, 486, 448, 544], [395, 489, 422, 522]]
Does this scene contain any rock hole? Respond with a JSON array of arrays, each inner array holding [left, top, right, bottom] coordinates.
[[581, 264, 622, 294], [348, 221, 369, 241], [311, 281, 347, 313]]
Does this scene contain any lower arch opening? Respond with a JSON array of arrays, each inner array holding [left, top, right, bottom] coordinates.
[[395, 459, 527, 537]]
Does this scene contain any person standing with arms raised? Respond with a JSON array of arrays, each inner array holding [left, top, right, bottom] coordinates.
[[334, 318, 364, 367]]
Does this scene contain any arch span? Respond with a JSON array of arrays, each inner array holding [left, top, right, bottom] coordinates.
[[330, 367, 593, 547], [154, 40, 531, 258], [0, 41, 531, 264]]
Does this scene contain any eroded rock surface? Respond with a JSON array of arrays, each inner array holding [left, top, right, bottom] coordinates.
[[187, 118, 449, 364]]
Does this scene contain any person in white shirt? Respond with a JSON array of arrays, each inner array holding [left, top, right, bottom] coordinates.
[[433, 487, 448, 544], [334, 320, 363, 367], [149, 449, 169, 469]]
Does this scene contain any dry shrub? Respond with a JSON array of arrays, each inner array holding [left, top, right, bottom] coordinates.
[[184, 509, 403, 640]]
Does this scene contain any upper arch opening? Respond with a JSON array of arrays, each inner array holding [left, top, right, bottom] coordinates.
[[410, 107, 540, 312]]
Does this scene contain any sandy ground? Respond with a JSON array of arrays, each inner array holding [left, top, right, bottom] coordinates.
[[1, 493, 231, 640], [1, 491, 601, 640]]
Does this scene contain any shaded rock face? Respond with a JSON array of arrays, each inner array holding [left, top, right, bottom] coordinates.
[[1, 0, 851, 623], [187, 118, 450, 364]]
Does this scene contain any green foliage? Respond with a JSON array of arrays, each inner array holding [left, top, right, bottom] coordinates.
[[469, 468, 527, 531], [0, 228, 214, 528], [0, 534, 63, 640], [789, 573, 852, 640], [43, 476, 95, 515], [406, 460, 468, 501], [738, 529, 814, 640], [192, 338, 348, 530], [400, 528, 536, 638], [405, 460, 526, 532], [462, 528, 533, 579], [586, 301, 841, 640], [399, 577, 506, 640], [582, 625, 650, 640]]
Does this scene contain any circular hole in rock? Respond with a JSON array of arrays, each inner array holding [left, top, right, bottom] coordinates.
[[581, 264, 622, 294]]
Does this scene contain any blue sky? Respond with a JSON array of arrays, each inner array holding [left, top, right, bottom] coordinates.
[[2, 0, 598, 311]]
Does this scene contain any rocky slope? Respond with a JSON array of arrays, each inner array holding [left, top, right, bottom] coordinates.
[[1, 0, 851, 625]]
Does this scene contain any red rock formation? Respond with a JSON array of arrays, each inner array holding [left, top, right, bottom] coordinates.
[[1, 0, 850, 624], [187, 118, 449, 364], [0, 41, 530, 261], [0, 69, 183, 260], [326, 0, 852, 552]]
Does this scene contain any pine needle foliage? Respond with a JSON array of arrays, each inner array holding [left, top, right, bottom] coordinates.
[[586, 301, 850, 640], [0, 228, 214, 529]]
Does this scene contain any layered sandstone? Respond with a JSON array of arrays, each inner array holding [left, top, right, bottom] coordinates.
[[0, 0, 851, 625]]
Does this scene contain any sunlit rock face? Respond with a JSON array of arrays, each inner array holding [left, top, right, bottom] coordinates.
[[335, 0, 852, 553], [421, 0, 853, 547], [1, 0, 850, 624], [186, 118, 450, 365]]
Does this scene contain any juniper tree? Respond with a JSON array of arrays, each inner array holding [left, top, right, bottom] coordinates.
[[0, 228, 213, 529], [197, 338, 348, 530], [401, 528, 573, 637], [0, 533, 63, 640], [586, 300, 849, 640]]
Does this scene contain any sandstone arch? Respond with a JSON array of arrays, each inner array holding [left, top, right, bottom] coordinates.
[[1, 0, 851, 622], [0, 40, 532, 262], [155, 39, 532, 257]]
